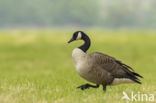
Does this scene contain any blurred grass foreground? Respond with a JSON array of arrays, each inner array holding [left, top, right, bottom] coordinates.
[[0, 30, 155, 103]]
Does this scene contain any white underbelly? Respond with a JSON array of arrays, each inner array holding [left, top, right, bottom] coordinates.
[[111, 78, 134, 85]]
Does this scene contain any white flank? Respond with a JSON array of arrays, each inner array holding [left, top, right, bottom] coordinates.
[[76, 32, 82, 40], [111, 78, 134, 85]]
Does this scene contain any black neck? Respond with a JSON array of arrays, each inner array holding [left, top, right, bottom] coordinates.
[[78, 35, 91, 52]]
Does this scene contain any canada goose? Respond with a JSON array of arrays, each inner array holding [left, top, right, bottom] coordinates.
[[68, 31, 143, 92]]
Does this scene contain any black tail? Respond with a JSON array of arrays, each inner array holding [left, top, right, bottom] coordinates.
[[126, 71, 143, 84], [115, 60, 143, 84], [132, 72, 143, 78]]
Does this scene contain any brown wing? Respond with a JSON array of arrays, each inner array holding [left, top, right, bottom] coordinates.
[[89, 52, 143, 84]]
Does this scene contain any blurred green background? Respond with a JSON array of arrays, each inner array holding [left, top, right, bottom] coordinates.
[[0, 0, 156, 29], [0, 0, 156, 103]]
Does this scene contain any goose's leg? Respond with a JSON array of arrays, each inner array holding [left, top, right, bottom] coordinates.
[[77, 84, 99, 90], [102, 85, 106, 92]]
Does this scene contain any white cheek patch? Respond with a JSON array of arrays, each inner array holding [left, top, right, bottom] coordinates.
[[76, 32, 82, 40]]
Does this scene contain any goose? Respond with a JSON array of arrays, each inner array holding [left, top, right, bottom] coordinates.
[[68, 31, 143, 92]]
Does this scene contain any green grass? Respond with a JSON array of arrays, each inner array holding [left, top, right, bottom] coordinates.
[[0, 30, 155, 103]]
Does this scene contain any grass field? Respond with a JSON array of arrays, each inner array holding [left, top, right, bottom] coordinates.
[[0, 30, 155, 103]]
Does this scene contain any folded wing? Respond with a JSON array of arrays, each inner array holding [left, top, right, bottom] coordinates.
[[89, 52, 143, 84]]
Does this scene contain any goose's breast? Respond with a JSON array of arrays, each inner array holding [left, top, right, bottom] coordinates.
[[75, 60, 90, 75], [76, 61, 96, 83], [72, 48, 98, 83], [73, 55, 93, 80], [72, 48, 89, 74], [76, 62, 104, 84]]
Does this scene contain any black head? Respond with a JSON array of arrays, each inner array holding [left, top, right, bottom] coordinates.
[[68, 31, 86, 43], [68, 31, 91, 52]]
